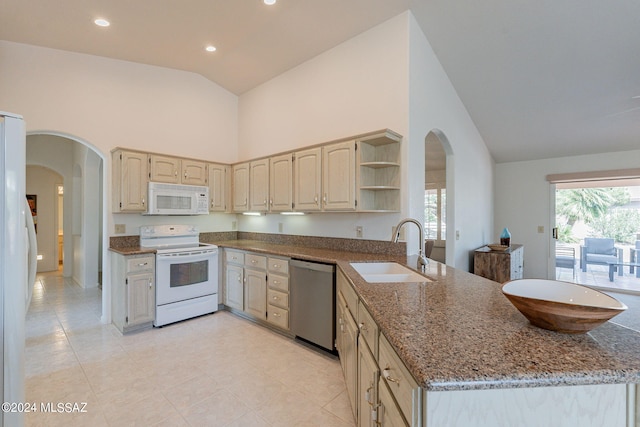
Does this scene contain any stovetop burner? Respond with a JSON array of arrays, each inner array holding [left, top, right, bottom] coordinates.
[[139, 224, 211, 251]]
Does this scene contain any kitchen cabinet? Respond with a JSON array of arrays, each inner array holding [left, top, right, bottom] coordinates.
[[112, 149, 149, 213], [232, 162, 250, 212], [224, 249, 292, 329], [294, 147, 322, 212], [356, 130, 402, 212], [269, 154, 293, 212], [358, 335, 379, 427], [322, 140, 356, 210], [111, 253, 155, 333], [337, 268, 419, 427], [249, 159, 270, 212], [149, 154, 208, 186], [473, 244, 524, 283], [208, 163, 228, 212], [266, 256, 290, 330]]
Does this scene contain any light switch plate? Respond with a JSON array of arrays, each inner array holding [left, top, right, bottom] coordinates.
[[356, 225, 363, 238], [114, 224, 125, 234]]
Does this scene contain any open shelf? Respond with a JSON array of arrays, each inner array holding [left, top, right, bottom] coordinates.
[[356, 130, 401, 212]]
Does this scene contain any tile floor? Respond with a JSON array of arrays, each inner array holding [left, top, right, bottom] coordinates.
[[25, 271, 355, 427]]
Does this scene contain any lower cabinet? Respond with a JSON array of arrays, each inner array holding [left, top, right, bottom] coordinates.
[[224, 249, 290, 331], [111, 253, 155, 333], [336, 268, 418, 427]]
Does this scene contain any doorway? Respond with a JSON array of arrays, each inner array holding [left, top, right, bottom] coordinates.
[[424, 131, 451, 264], [553, 179, 640, 294]]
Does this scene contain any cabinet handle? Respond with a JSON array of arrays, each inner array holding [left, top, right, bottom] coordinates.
[[314, 195, 318, 204], [137, 262, 148, 267], [273, 264, 279, 268], [175, 170, 178, 177], [382, 368, 400, 384], [323, 193, 327, 203], [244, 198, 247, 206], [272, 280, 279, 284], [251, 259, 257, 264], [148, 278, 152, 288], [365, 385, 373, 405], [270, 198, 273, 206], [141, 197, 145, 206], [272, 312, 280, 317], [272, 296, 279, 301], [184, 171, 188, 179], [359, 322, 368, 332]]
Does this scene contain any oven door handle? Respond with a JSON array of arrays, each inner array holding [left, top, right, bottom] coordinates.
[[156, 250, 217, 261]]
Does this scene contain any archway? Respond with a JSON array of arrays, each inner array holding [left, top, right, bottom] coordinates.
[[424, 129, 454, 265], [26, 131, 107, 319]]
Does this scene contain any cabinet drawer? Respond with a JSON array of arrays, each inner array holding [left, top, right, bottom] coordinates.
[[267, 288, 289, 309], [126, 255, 154, 273], [268, 273, 289, 292], [267, 304, 289, 330], [245, 253, 267, 270], [268, 257, 289, 275], [358, 300, 379, 357], [225, 250, 244, 265], [337, 270, 358, 319], [379, 334, 419, 423]]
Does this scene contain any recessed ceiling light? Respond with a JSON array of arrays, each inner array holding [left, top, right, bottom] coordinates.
[[264, 0, 276, 5], [94, 18, 110, 27], [205, 45, 217, 52]]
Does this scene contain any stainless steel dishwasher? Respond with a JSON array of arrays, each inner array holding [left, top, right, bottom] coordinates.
[[290, 259, 336, 352]]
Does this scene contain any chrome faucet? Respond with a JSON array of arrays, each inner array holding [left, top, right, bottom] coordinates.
[[392, 218, 429, 272]]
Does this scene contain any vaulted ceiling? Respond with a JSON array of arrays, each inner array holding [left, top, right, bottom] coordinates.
[[1, 0, 638, 163]]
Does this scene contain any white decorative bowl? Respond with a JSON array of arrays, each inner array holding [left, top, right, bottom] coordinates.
[[502, 279, 627, 334]]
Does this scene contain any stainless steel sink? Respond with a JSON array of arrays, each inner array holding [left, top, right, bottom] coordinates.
[[350, 262, 431, 283]]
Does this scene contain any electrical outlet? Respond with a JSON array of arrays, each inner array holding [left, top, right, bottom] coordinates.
[[538, 225, 544, 233], [232, 221, 237, 230], [356, 225, 363, 238], [114, 224, 125, 234], [278, 222, 284, 233]]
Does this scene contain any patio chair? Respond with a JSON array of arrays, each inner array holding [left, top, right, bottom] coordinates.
[[580, 237, 623, 273], [555, 244, 576, 279], [630, 240, 640, 276]]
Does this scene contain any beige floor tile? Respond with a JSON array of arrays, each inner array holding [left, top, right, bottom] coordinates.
[[161, 374, 224, 412], [102, 394, 180, 426], [224, 410, 272, 427], [180, 389, 251, 426], [323, 390, 356, 424]]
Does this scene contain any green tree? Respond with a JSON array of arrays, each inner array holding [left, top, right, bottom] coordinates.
[[556, 188, 628, 227], [589, 208, 640, 244]]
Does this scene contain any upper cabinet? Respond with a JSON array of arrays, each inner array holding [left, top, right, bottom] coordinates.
[[322, 140, 356, 211], [208, 163, 228, 212], [270, 154, 293, 212], [232, 162, 250, 212], [356, 130, 401, 212], [294, 147, 322, 212], [112, 149, 149, 213], [249, 159, 270, 212], [149, 154, 207, 186]]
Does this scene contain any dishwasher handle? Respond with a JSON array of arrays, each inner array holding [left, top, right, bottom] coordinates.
[[290, 259, 335, 273]]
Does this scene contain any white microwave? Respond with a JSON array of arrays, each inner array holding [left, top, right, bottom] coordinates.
[[146, 182, 209, 215]]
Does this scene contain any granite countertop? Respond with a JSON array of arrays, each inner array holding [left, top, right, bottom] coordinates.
[[111, 238, 640, 392]]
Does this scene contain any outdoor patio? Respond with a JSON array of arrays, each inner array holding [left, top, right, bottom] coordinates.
[[556, 261, 640, 293]]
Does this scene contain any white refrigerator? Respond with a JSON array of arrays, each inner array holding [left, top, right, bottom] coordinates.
[[1, 112, 38, 427]]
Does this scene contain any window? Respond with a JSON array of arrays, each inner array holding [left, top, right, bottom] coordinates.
[[425, 188, 446, 242]]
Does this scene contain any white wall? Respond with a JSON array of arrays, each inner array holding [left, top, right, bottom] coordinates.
[[237, 13, 410, 242], [495, 149, 640, 279], [408, 14, 494, 270], [26, 166, 62, 272], [0, 40, 239, 237]]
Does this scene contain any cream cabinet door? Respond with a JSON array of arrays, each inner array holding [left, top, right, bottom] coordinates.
[[149, 154, 180, 184], [181, 159, 208, 185], [340, 298, 358, 420], [225, 264, 244, 310], [294, 147, 322, 211], [208, 163, 227, 212], [323, 141, 356, 210], [244, 268, 267, 320], [127, 271, 155, 326], [378, 381, 407, 427], [249, 159, 269, 212], [359, 339, 379, 427], [232, 162, 250, 212], [269, 154, 293, 212], [113, 150, 149, 212]]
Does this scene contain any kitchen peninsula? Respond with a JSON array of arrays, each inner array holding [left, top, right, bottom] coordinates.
[[112, 233, 640, 426]]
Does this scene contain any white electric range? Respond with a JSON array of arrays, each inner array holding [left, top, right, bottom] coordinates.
[[140, 225, 218, 326]]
